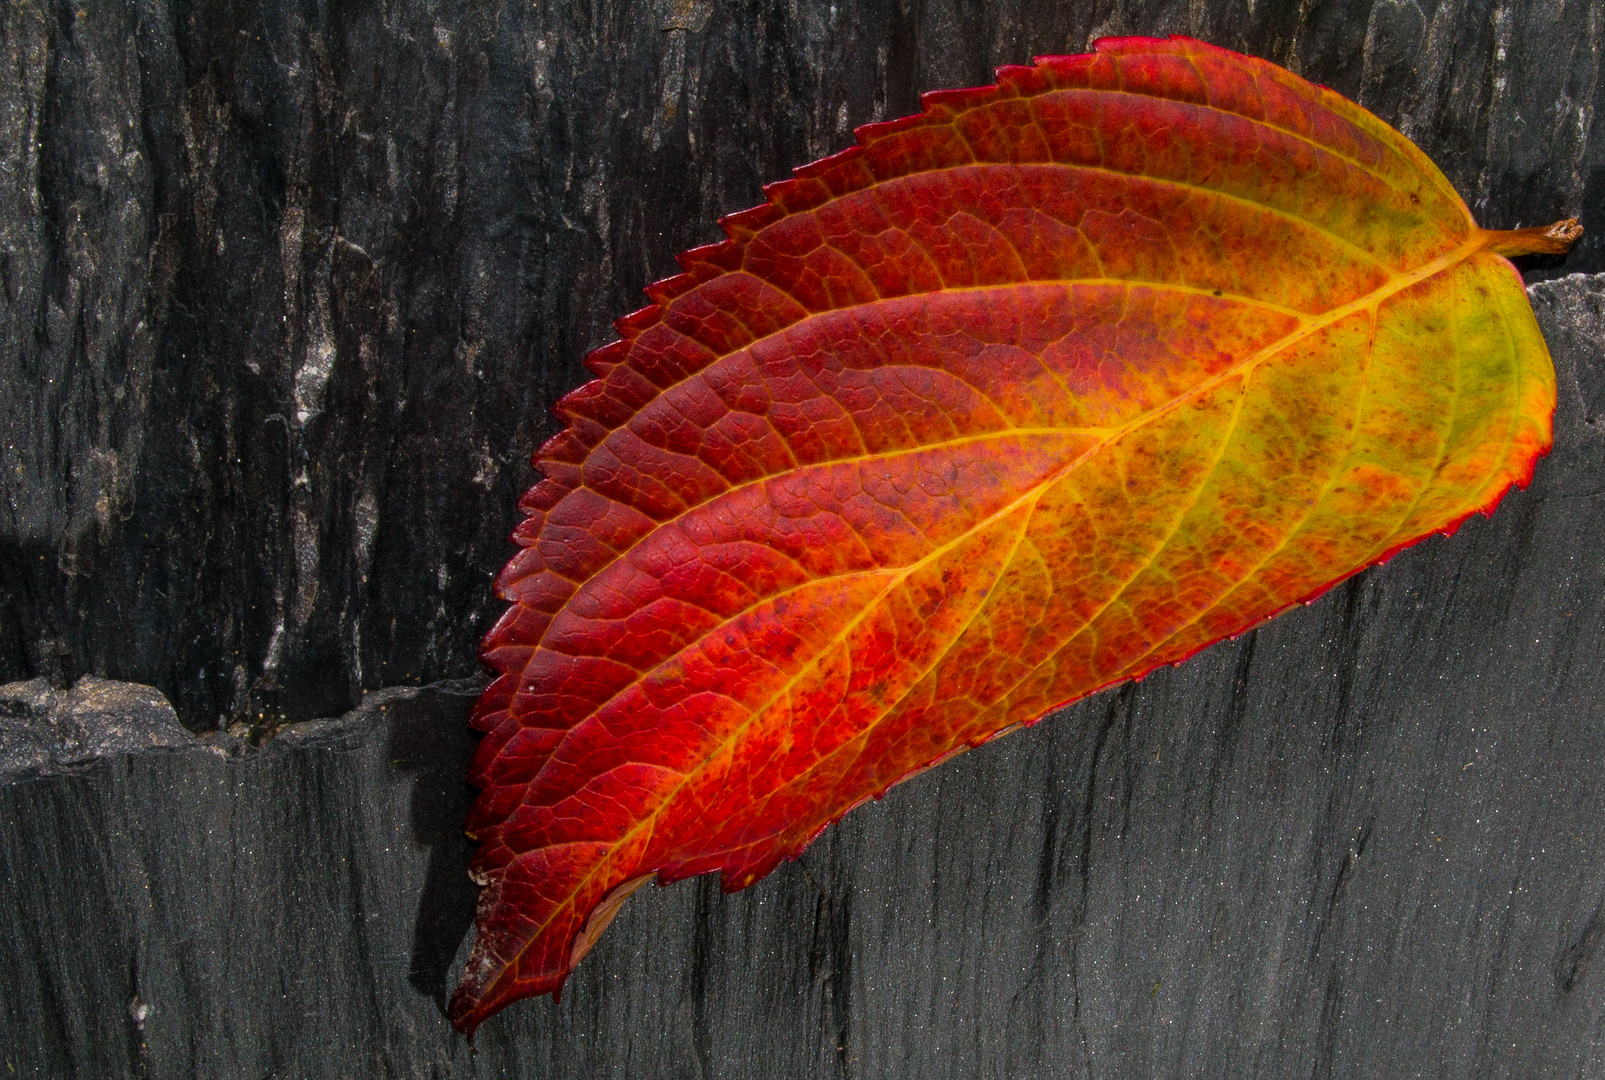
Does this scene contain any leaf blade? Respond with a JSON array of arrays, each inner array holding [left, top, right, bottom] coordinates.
[[450, 36, 1561, 1033]]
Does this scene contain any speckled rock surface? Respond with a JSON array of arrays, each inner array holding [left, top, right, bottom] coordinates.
[[0, 676, 192, 780]]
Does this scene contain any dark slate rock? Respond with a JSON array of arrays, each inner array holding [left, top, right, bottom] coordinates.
[[0, 278, 1601, 1078], [2, 0, 1601, 728], [0, 676, 194, 780]]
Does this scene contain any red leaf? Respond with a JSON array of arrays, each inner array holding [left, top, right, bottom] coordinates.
[[449, 35, 1576, 1033]]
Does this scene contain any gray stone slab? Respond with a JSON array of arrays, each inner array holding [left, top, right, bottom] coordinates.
[[0, 276, 1600, 1076]]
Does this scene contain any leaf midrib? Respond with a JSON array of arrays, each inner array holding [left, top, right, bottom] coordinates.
[[545, 70, 1469, 604], [535, 277, 1304, 589], [496, 232, 1495, 980]]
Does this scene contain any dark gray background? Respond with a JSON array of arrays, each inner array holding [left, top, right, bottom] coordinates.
[[1, 0, 1602, 1076]]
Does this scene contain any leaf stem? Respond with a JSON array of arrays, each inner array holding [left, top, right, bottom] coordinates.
[[1480, 217, 1584, 256]]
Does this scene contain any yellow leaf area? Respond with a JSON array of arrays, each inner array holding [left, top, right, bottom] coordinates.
[[451, 36, 1564, 1031]]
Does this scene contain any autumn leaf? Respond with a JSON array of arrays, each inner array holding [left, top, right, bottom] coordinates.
[[449, 35, 1579, 1033]]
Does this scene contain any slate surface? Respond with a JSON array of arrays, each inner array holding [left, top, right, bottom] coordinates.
[[2, 0, 1602, 727], [0, 676, 193, 780], [0, 279, 1600, 1077]]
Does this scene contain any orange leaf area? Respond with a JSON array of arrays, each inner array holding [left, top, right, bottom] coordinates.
[[450, 35, 1570, 1033]]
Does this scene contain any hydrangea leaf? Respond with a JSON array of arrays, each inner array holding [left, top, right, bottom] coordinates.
[[448, 35, 1579, 1034]]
